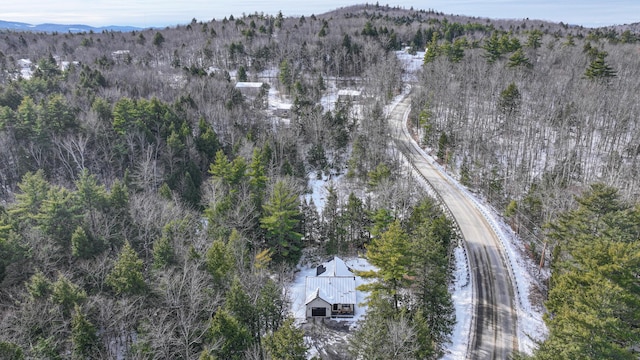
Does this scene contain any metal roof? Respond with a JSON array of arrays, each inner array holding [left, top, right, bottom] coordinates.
[[317, 256, 353, 277], [235, 82, 263, 88], [305, 276, 356, 305]]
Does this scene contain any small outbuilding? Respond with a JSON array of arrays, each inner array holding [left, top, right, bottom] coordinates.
[[305, 257, 357, 318]]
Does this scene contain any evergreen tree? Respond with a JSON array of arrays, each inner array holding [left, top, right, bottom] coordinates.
[[411, 215, 455, 355], [71, 226, 96, 259], [152, 230, 175, 269], [70, 305, 100, 359], [237, 66, 248, 82], [225, 278, 258, 337], [106, 241, 146, 296], [205, 239, 233, 287], [584, 52, 617, 80], [445, 37, 466, 63], [436, 132, 449, 162], [483, 32, 502, 63], [51, 274, 87, 315], [525, 30, 543, 49], [423, 33, 440, 65], [257, 279, 285, 333], [36, 186, 82, 257], [498, 82, 521, 117], [152, 32, 165, 47], [278, 59, 293, 93], [507, 48, 532, 68], [359, 220, 413, 310], [260, 180, 303, 264], [207, 309, 251, 360], [263, 318, 307, 360], [534, 184, 640, 359], [10, 170, 50, 221], [26, 270, 52, 300], [248, 148, 269, 208]]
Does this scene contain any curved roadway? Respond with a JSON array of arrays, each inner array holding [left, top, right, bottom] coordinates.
[[389, 95, 518, 359]]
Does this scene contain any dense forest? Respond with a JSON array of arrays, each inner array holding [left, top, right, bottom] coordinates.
[[0, 3, 638, 359]]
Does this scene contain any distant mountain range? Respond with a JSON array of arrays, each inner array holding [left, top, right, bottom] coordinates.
[[0, 20, 144, 33]]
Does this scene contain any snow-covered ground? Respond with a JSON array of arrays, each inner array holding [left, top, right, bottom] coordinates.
[[442, 246, 473, 360]]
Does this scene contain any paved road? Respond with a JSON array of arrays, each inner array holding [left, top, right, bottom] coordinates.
[[389, 95, 518, 359]]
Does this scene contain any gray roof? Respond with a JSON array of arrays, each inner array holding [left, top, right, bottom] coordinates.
[[235, 82, 263, 88], [317, 256, 353, 277], [305, 276, 356, 305]]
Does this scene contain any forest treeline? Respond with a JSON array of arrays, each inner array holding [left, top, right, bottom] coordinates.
[[0, 2, 638, 358]]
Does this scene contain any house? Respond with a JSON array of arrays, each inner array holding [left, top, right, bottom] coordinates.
[[274, 103, 292, 118], [337, 89, 361, 103], [111, 50, 130, 63], [305, 257, 357, 318], [235, 82, 264, 98]]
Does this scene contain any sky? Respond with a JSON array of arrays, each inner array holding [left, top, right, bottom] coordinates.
[[2, 1, 639, 28]]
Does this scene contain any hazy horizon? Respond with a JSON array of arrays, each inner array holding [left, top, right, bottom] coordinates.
[[3, 1, 639, 28]]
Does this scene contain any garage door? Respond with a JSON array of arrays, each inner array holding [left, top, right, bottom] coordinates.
[[311, 307, 326, 317]]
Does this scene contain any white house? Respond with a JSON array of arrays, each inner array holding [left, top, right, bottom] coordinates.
[[305, 257, 357, 318]]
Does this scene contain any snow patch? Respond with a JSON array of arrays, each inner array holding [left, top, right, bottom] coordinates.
[[441, 246, 473, 360]]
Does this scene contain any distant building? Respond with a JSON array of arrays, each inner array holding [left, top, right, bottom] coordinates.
[[235, 82, 264, 98], [274, 103, 292, 118], [111, 50, 131, 63], [305, 257, 357, 318], [337, 89, 362, 103]]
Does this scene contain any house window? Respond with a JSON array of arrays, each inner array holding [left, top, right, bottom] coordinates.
[[333, 304, 338, 311]]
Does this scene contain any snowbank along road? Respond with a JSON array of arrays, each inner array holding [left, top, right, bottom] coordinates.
[[389, 94, 518, 359]]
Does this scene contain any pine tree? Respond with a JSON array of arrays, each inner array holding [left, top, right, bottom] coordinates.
[[26, 270, 52, 300], [263, 318, 307, 360], [436, 132, 449, 162], [70, 305, 100, 359], [423, 33, 440, 64], [260, 180, 303, 264], [225, 278, 258, 337], [585, 52, 617, 80], [205, 239, 233, 287], [507, 48, 532, 68], [10, 170, 50, 221], [483, 32, 502, 63], [106, 241, 146, 296], [498, 82, 521, 117], [51, 274, 87, 315], [525, 30, 543, 49], [207, 309, 251, 360], [36, 186, 82, 254], [152, 228, 175, 269], [359, 220, 413, 310], [237, 66, 248, 82], [535, 184, 640, 359], [71, 226, 95, 259]]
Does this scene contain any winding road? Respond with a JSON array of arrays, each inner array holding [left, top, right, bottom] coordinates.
[[389, 94, 518, 359]]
